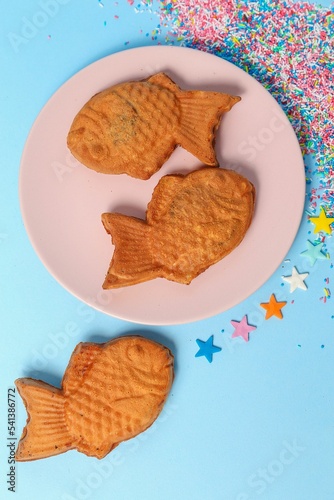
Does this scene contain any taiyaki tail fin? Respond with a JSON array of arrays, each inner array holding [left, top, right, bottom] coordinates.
[[177, 91, 241, 165], [102, 213, 156, 288], [15, 378, 73, 461]]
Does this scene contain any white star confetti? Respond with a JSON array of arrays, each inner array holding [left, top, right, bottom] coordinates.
[[282, 266, 309, 293]]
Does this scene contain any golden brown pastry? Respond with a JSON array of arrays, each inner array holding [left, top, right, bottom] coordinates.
[[15, 336, 174, 461], [67, 72, 240, 179], [102, 167, 255, 288]]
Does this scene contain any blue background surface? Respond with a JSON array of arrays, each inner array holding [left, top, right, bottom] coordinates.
[[1, 1, 333, 499]]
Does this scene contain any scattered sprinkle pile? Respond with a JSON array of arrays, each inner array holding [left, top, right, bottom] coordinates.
[[159, 0, 334, 216]]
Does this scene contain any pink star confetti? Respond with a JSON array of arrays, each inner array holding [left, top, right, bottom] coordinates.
[[231, 315, 257, 342]]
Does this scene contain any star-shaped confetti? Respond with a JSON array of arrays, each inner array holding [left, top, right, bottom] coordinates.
[[231, 315, 257, 342], [195, 335, 222, 363], [309, 207, 334, 235], [260, 294, 287, 320], [282, 266, 309, 292], [300, 240, 327, 266]]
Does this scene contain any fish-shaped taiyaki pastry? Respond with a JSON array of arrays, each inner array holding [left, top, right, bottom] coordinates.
[[102, 167, 255, 288], [67, 72, 240, 179], [15, 336, 174, 461]]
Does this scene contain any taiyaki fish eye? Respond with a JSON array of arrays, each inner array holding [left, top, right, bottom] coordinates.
[[89, 142, 106, 159], [74, 126, 85, 136], [126, 343, 146, 363]]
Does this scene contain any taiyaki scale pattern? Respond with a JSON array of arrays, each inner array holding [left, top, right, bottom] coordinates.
[[15, 336, 174, 460], [102, 167, 255, 288], [67, 72, 240, 179]]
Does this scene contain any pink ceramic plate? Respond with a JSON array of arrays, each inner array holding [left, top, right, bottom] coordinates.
[[19, 46, 305, 325]]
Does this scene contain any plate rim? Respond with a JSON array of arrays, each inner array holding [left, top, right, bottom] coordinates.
[[19, 45, 306, 325]]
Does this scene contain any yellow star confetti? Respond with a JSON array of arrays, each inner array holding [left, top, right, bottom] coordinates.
[[309, 207, 334, 235]]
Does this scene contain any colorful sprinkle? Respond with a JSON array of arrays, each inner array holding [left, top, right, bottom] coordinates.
[[157, 0, 334, 217]]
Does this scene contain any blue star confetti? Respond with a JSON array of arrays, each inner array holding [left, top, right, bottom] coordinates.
[[195, 335, 222, 363], [300, 240, 327, 266]]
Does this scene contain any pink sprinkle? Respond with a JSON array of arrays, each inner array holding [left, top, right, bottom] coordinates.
[[157, 0, 334, 219]]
